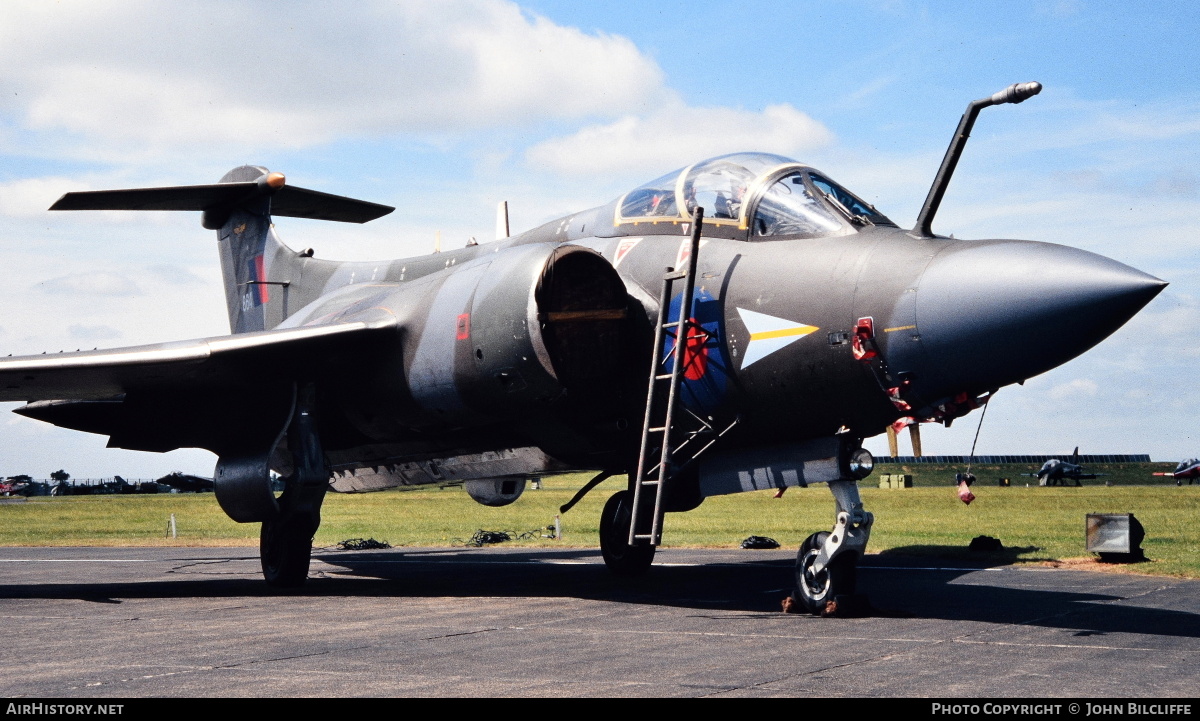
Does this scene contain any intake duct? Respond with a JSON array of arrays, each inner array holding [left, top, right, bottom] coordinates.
[[396, 244, 633, 427]]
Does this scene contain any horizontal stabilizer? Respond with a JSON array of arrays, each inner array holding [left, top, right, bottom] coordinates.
[[271, 185, 394, 223], [50, 183, 394, 224], [50, 183, 256, 212]]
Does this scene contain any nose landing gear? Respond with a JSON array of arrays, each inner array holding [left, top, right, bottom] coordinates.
[[793, 479, 873, 614]]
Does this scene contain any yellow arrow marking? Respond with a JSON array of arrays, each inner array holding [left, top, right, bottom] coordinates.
[[749, 325, 819, 342]]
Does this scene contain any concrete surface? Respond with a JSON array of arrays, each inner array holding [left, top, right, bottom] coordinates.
[[0, 546, 1197, 698]]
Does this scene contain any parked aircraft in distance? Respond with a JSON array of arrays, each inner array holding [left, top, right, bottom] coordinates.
[[155, 472, 216, 493], [1154, 459, 1200, 485], [1026, 448, 1103, 486], [0, 82, 1166, 613], [0, 476, 31, 496]]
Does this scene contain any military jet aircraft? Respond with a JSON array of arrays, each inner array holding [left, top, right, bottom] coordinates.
[[0, 82, 1166, 613], [1027, 448, 1102, 486], [1153, 458, 1200, 485], [0, 476, 31, 497], [155, 471, 216, 493]]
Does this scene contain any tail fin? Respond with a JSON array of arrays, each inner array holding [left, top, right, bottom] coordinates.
[[214, 166, 279, 333], [50, 166, 394, 334]]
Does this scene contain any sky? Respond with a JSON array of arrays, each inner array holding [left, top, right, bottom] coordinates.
[[0, 0, 1197, 479]]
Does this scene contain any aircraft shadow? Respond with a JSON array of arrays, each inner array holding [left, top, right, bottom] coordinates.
[[2, 546, 1197, 640], [860, 544, 1200, 637]]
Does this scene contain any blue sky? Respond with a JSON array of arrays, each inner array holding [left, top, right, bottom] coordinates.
[[0, 0, 1196, 478]]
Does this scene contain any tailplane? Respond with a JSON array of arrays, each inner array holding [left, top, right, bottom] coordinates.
[[50, 168, 394, 333]]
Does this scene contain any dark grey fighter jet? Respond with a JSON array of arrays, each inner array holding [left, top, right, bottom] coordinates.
[[1030, 448, 1101, 486], [155, 472, 215, 493], [0, 83, 1166, 612]]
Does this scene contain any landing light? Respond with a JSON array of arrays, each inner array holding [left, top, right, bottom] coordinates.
[[848, 448, 874, 479]]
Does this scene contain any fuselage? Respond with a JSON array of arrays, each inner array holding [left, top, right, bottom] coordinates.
[[247, 154, 1164, 480]]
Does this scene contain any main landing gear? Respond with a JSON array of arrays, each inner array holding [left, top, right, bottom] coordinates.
[[214, 383, 329, 589], [794, 479, 873, 614], [599, 489, 656, 576]]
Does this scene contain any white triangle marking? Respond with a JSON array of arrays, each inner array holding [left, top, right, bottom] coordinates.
[[737, 308, 819, 370]]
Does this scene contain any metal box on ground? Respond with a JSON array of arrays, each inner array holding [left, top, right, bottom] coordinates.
[[877, 473, 913, 489], [1086, 512, 1145, 562]]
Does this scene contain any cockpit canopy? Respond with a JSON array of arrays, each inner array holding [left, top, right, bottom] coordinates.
[[615, 152, 893, 239]]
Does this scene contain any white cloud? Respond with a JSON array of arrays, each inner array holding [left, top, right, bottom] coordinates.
[[67, 324, 121, 342], [0, 177, 80, 217], [36, 272, 142, 297], [844, 93, 1200, 268], [145, 264, 206, 286], [834, 75, 897, 110], [0, 0, 667, 155], [1047, 378, 1099, 400], [525, 100, 834, 177]]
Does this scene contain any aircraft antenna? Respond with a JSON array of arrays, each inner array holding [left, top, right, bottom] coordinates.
[[496, 201, 510, 239], [913, 82, 1041, 238]]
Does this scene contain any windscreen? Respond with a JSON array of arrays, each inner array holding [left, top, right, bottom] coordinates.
[[752, 173, 846, 238], [809, 173, 894, 226]]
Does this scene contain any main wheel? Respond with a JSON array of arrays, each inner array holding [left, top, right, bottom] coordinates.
[[794, 531, 857, 614], [599, 490, 655, 577], [260, 516, 315, 588]]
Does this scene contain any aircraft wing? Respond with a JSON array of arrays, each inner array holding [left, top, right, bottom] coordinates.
[[0, 320, 395, 401], [2, 319, 397, 455]]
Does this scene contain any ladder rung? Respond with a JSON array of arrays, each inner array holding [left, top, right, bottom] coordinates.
[[654, 374, 673, 380], [648, 426, 666, 432], [638, 479, 661, 486]]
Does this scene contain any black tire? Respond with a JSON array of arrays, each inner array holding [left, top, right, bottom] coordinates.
[[794, 531, 857, 614], [260, 517, 314, 589], [599, 490, 655, 577]]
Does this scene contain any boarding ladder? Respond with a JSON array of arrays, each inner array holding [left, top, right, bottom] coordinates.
[[628, 208, 738, 546]]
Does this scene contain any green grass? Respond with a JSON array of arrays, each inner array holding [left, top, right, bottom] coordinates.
[[875, 461, 1180, 487], [3, 470, 1199, 578]]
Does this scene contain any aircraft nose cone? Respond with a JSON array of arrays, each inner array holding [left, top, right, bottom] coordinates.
[[907, 240, 1166, 398]]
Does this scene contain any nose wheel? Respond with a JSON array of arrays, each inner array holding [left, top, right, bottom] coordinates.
[[795, 531, 858, 614]]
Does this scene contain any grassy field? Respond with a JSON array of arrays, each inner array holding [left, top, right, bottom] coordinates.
[[2, 467, 1198, 578], [874, 461, 1181, 487]]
